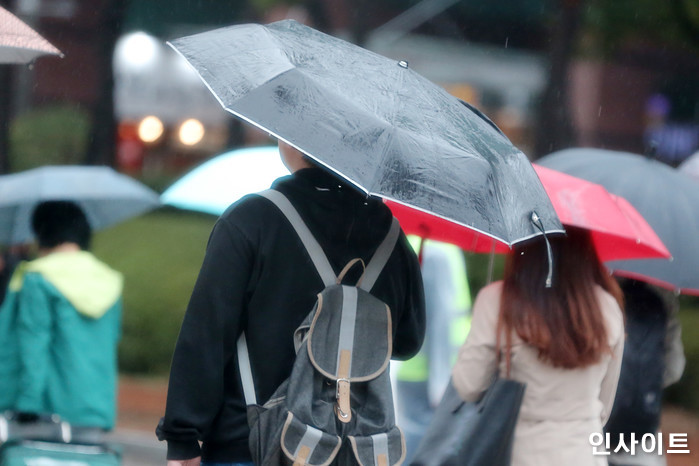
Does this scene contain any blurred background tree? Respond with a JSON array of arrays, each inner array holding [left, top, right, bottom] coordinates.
[[9, 104, 90, 171]]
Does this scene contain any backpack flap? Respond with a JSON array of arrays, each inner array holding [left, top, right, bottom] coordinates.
[[307, 284, 392, 423], [280, 412, 342, 466], [308, 285, 392, 380], [348, 426, 406, 466]]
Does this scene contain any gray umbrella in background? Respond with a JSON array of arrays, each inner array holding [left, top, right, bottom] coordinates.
[[0, 165, 161, 244], [0, 6, 62, 64], [168, 20, 563, 251], [539, 148, 699, 295]]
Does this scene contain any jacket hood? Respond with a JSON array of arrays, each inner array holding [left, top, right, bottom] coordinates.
[[10, 251, 123, 319]]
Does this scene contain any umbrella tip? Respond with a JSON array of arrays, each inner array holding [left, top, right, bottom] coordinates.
[[397, 60, 409, 69]]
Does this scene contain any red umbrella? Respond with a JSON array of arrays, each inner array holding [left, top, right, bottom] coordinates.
[[386, 165, 670, 262]]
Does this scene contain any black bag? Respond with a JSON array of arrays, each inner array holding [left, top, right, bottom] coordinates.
[[605, 280, 667, 439], [409, 376, 525, 466]]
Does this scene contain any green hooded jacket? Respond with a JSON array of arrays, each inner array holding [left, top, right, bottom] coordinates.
[[0, 251, 122, 429]]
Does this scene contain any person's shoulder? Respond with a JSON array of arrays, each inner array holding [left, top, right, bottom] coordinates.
[[472, 281, 503, 316], [477, 281, 504, 300], [594, 285, 624, 339], [594, 285, 622, 315], [219, 192, 282, 226]]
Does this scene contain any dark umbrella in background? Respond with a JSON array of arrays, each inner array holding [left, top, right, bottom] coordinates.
[[168, 19, 563, 250], [539, 148, 699, 295], [0, 165, 161, 245]]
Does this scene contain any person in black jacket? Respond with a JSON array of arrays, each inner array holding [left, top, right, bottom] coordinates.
[[157, 141, 426, 466]]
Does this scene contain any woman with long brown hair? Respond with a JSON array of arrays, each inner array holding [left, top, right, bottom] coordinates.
[[452, 227, 625, 465]]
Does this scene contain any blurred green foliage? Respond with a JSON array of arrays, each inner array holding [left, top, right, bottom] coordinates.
[[9, 104, 91, 172], [92, 208, 216, 374]]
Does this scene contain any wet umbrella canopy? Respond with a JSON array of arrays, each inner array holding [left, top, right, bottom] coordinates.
[[539, 148, 699, 295], [168, 20, 563, 248]]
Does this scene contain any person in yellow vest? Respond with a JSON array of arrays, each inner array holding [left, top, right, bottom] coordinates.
[[394, 236, 472, 463]]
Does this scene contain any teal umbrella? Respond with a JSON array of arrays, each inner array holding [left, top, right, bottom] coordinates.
[[161, 145, 290, 215], [0, 165, 160, 244]]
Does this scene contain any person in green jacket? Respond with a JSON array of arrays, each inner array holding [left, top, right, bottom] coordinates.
[[0, 201, 123, 433]]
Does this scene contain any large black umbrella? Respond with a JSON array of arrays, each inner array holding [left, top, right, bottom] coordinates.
[[168, 20, 562, 250], [539, 148, 699, 295]]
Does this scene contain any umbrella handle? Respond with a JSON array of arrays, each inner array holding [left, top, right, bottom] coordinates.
[[530, 212, 553, 288]]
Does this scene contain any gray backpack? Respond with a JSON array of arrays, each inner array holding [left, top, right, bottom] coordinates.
[[238, 189, 406, 466]]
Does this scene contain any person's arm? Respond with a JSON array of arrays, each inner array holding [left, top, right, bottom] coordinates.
[[156, 215, 254, 461], [391, 233, 426, 360], [600, 302, 625, 426], [451, 284, 500, 403], [15, 273, 53, 414]]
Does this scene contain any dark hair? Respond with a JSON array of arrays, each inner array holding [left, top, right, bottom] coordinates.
[[31, 201, 91, 250], [498, 227, 623, 369]]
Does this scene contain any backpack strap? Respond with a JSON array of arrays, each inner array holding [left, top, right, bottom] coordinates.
[[239, 189, 337, 406], [258, 189, 337, 287], [237, 333, 257, 405], [359, 217, 400, 292]]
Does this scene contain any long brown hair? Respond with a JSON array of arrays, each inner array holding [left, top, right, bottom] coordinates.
[[499, 227, 623, 369]]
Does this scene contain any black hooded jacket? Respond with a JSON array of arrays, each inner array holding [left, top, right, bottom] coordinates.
[[156, 167, 425, 462]]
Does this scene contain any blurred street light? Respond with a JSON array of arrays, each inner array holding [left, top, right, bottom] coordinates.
[[138, 116, 164, 143], [178, 118, 204, 146]]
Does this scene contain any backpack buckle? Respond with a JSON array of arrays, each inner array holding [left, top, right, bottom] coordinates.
[[335, 378, 352, 423]]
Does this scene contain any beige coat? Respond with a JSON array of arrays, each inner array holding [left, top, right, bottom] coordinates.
[[452, 281, 625, 466]]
